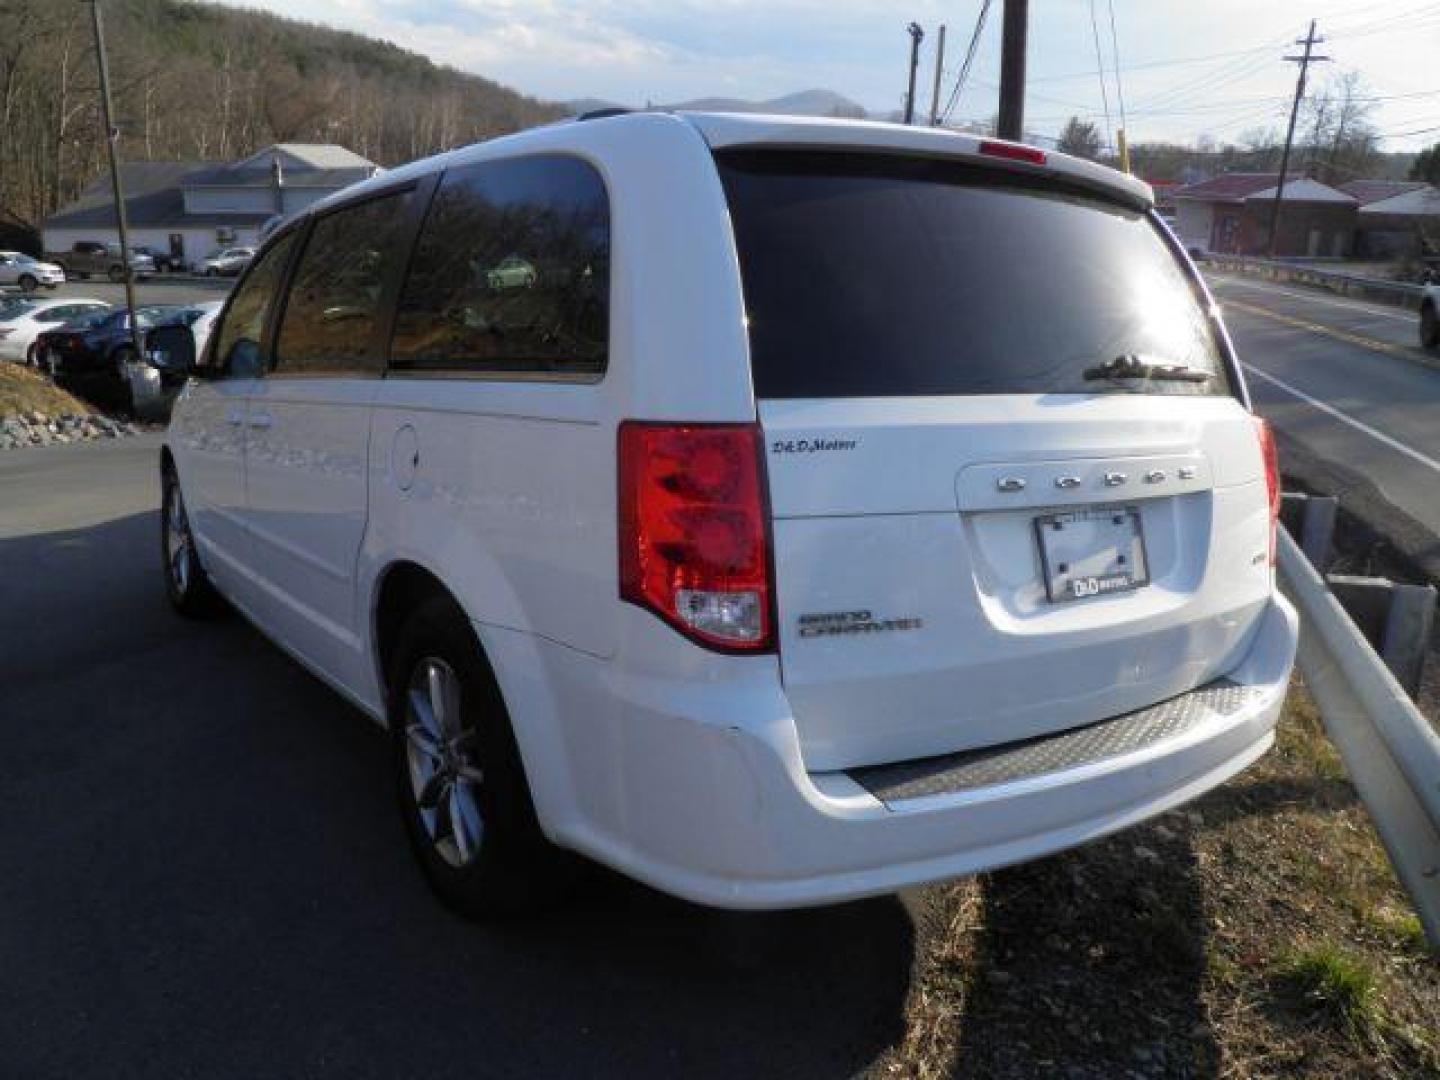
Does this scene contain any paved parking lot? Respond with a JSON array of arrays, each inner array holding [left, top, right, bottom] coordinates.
[[0, 436, 914, 1079], [8, 276, 233, 308]]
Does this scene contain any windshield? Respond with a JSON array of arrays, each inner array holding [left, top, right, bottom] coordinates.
[[717, 150, 1231, 399]]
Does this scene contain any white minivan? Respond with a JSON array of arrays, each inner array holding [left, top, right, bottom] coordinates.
[[157, 112, 1298, 917]]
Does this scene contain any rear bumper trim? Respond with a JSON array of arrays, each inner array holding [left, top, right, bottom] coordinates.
[[850, 679, 1263, 806]]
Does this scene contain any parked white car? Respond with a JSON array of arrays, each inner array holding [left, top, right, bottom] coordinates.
[[0, 251, 65, 291], [182, 299, 225, 358], [157, 112, 1298, 918], [0, 296, 110, 364]]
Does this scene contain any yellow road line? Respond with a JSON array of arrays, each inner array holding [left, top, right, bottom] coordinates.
[[1222, 298, 1438, 371]]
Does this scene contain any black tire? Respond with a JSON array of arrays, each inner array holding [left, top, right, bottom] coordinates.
[[205, 267, 217, 278], [17, 273, 37, 292], [161, 465, 223, 617], [1421, 303, 1440, 350], [24, 344, 36, 368], [108, 264, 124, 283], [390, 596, 573, 919]]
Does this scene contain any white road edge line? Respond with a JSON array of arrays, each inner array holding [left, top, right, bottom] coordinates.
[[1212, 274, 1415, 324], [1243, 363, 1440, 475]]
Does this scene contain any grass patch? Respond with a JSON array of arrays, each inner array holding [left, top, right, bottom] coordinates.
[[1276, 944, 1384, 1043], [0, 364, 92, 419], [868, 675, 1440, 1078]]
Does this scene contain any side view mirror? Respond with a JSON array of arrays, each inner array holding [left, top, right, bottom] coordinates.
[[144, 323, 198, 375]]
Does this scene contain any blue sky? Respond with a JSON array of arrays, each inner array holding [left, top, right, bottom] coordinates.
[[211, 0, 1440, 151]]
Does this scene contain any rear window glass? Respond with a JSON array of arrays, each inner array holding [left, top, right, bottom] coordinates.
[[717, 151, 1230, 399]]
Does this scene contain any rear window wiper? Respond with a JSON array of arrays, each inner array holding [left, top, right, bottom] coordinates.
[[1082, 354, 1212, 383]]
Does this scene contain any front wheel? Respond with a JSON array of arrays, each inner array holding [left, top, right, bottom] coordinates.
[[390, 597, 574, 919], [108, 265, 124, 283], [17, 273, 37, 292], [161, 466, 222, 617], [1421, 303, 1440, 350]]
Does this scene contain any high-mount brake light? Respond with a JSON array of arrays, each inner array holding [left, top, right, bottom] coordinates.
[[1254, 416, 1281, 566], [618, 422, 775, 652], [978, 139, 1047, 166]]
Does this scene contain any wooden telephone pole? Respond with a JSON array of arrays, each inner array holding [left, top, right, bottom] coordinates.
[[1268, 20, 1329, 256], [996, 0, 1028, 140], [928, 24, 947, 126], [903, 22, 924, 125], [87, 0, 141, 354]]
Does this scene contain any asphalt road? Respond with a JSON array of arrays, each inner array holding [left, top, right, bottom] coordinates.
[[1207, 272, 1440, 555], [0, 436, 915, 1079]]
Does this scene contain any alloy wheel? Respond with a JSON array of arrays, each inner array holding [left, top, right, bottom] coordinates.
[[165, 480, 193, 595], [403, 657, 486, 869]]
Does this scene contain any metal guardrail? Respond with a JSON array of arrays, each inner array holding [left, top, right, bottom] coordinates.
[[1277, 526, 1440, 947], [1209, 255, 1427, 310]]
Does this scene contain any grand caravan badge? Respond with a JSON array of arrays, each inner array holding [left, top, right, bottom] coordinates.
[[798, 610, 923, 638]]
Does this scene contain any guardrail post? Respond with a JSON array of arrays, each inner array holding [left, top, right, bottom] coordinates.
[[1383, 583, 1436, 699], [1327, 576, 1436, 700], [1281, 492, 1338, 573]]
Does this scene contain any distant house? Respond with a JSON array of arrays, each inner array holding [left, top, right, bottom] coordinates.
[[43, 144, 379, 269], [1351, 184, 1440, 258], [1172, 172, 1357, 257]]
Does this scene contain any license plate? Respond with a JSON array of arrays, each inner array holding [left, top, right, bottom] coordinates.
[[1034, 506, 1149, 603]]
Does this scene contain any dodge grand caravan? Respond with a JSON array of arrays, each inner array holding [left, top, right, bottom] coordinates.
[[156, 112, 1298, 916]]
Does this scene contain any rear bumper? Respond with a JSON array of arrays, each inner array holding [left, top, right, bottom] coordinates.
[[540, 594, 1298, 910]]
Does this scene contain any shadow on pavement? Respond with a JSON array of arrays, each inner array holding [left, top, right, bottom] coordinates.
[[953, 819, 1220, 1080], [0, 513, 913, 1079]]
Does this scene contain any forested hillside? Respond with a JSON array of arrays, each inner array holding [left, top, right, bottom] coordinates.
[[0, 0, 563, 232]]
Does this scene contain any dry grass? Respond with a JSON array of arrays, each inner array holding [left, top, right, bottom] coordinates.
[[0, 363, 92, 419], [867, 676, 1439, 1078]]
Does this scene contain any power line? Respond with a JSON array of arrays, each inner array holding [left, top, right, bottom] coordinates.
[[939, 0, 992, 126], [1086, 0, 1113, 153], [1106, 0, 1128, 136]]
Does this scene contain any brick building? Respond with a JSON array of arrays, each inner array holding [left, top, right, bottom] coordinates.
[[1173, 173, 1357, 256]]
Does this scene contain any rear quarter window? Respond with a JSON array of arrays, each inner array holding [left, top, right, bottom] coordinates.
[[718, 151, 1231, 400], [389, 155, 610, 378]]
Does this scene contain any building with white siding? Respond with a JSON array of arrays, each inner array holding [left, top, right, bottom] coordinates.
[[43, 144, 379, 270]]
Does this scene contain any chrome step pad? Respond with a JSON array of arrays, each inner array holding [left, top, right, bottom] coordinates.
[[848, 680, 1262, 807]]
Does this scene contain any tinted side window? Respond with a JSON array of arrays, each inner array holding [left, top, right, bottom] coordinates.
[[274, 191, 415, 377], [390, 156, 609, 377], [209, 232, 296, 379]]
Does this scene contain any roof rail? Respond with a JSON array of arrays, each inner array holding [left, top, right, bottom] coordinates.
[[576, 107, 633, 122]]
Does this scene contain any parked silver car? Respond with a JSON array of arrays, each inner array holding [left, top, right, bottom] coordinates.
[[0, 251, 65, 291], [199, 247, 255, 277]]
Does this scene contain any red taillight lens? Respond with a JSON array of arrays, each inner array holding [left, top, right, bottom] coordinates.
[[978, 139, 1047, 165], [1255, 416, 1281, 565], [618, 422, 774, 652]]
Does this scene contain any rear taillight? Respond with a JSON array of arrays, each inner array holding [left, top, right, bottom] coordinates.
[[618, 421, 774, 652], [1255, 416, 1280, 565]]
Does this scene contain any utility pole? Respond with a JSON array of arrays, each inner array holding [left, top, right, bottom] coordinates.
[[903, 22, 924, 125], [87, 0, 141, 354], [1268, 19, 1329, 257], [996, 0, 1028, 140], [928, 24, 947, 126]]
